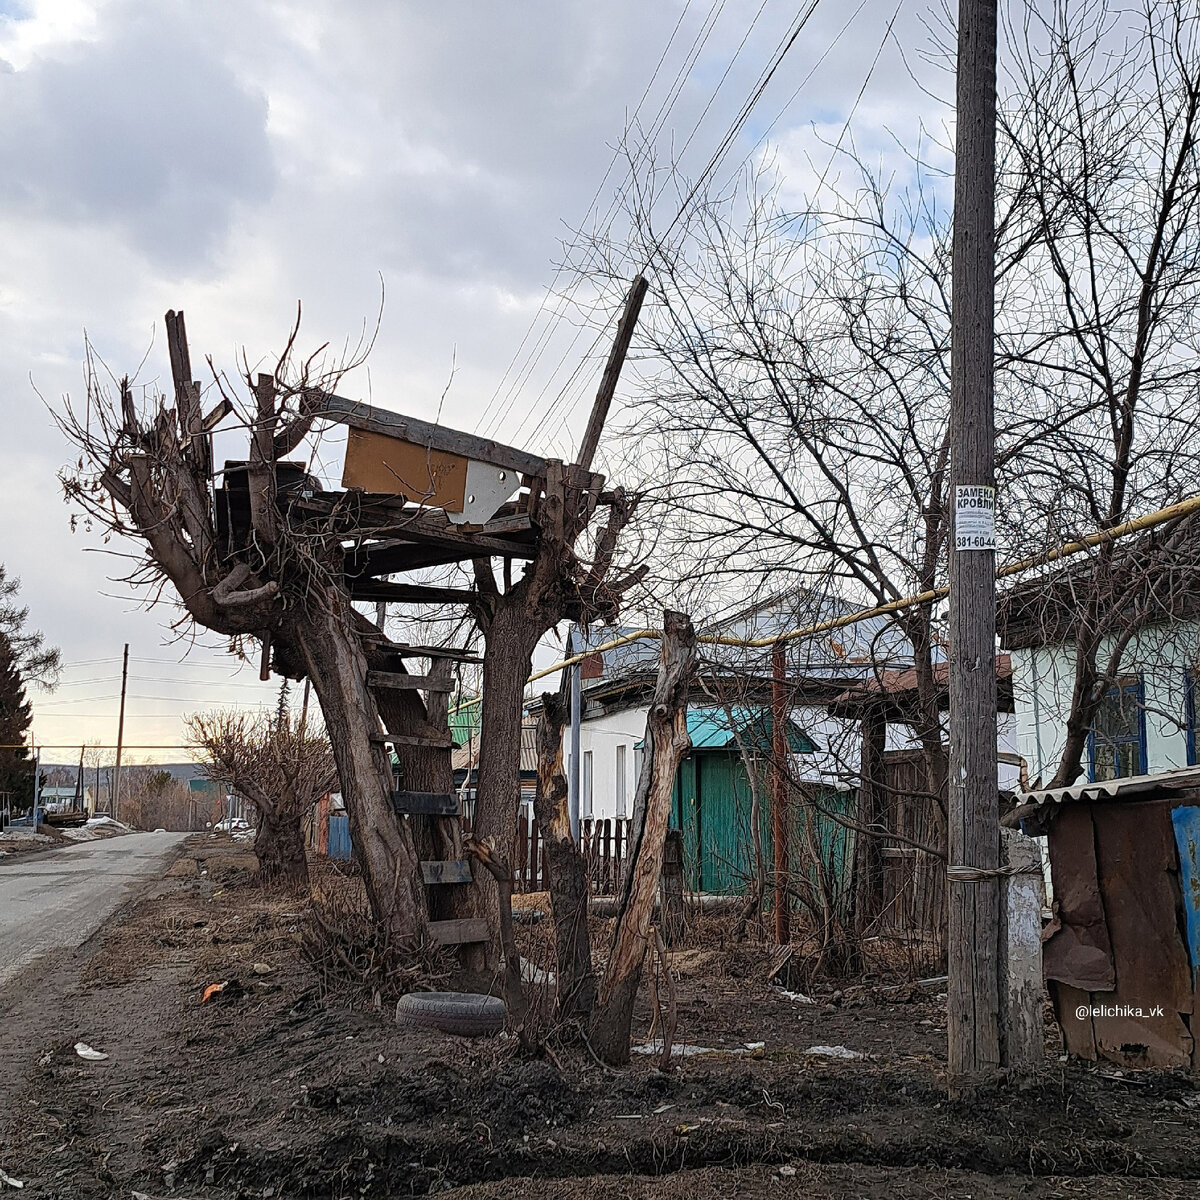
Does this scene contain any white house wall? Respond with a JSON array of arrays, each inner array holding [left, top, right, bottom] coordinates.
[[1011, 621, 1200, 784], [566, 707, 648, 823]]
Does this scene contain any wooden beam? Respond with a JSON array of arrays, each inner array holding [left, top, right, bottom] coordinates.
[[371, 731, 454, 749], [576, 275, 649, 473], [367, 670, 454, 692], [312, 390, 548, 479], [391, 790, 460, 816], [360, 637, 482, 664], [421, 859, 473, 885], [348, 579, 476, 604], [428, 917, 490, 946]]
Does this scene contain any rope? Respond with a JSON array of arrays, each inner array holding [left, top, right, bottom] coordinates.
[[946, 864, 1042, 883]]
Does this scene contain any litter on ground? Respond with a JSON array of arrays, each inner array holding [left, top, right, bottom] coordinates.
[[74, 1043, 108, 1062], [804, 1045, 863, 1059]]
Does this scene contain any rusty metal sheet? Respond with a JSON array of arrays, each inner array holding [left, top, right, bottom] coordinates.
[[342, 428, 468, 509], [1090, 801, 1193, 1069], [1170, 804, 1200, 987], [1042, 805, 1116, 992]]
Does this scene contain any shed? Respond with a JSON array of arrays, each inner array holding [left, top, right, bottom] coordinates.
[[1008, 765, 1200, 1069], [665, 707, 849, 895]]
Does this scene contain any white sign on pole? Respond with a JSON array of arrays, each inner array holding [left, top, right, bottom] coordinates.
[[954, 484, 996, 551]]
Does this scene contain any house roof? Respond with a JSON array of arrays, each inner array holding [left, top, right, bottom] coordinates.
[[452, 720, 539, 776], [1012, 764, 1200, 809], [637, 706, 817, 754], [828, 655, 1014, 716]]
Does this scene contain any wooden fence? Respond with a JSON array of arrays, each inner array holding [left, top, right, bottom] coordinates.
[[513, 812, 632, 895]]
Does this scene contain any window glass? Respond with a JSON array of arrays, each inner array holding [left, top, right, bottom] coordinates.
[[1090, 675, 1145, 781]]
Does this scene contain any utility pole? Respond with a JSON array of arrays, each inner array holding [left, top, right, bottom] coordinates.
[[947, 0, 1001, 1086], [112, 643, 129, 822]]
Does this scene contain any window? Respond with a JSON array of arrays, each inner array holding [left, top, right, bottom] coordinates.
[[1089, 675, 1147, 781], [615, 745, 627, 818], [583, 750, 594, 818]]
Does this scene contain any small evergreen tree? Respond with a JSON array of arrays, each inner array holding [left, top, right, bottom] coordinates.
[[0, 633, 34, 811]]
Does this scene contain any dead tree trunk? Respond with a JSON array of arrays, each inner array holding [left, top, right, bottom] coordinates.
[[532, 688, 596, 1025], [255, 803, 309, 890], [590, 610, 696, 1066], [853, 707, 888, 935]]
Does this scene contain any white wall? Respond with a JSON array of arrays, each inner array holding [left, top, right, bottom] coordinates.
[[568, 707, 648, 822], [1011, 620, 1200, 785]]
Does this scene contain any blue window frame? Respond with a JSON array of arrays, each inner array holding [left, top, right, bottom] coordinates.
[[1088, 675, 1147, 781]]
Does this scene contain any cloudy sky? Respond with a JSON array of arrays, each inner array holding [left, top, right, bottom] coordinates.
[[0, 0, 943, 761]]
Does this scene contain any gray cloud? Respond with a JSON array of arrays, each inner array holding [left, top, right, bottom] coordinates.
[[0, 1, 273, 268]]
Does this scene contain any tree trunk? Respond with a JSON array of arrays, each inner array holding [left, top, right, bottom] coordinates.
[[532, 689, 596, 1025], [291, 598, 427, 946], [590, 610, 696, 1066], [472, 605, 541, 966], [254, 803, 309, 890], [854, 708, 887, 934]]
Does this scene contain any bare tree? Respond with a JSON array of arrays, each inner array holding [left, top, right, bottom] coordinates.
[[186, 707, 336, 888], [57, 307, 642, 964], [995, 0, 1200, 784], [57, 313, 445, 943]]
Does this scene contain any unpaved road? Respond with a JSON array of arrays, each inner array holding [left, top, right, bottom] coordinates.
[[0, 831, 186, 987]]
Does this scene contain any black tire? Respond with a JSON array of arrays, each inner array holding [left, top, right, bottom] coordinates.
[[395, 990, 506, 1038]]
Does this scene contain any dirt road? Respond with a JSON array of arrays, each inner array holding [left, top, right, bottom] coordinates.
[[0, 831, 186, 987]]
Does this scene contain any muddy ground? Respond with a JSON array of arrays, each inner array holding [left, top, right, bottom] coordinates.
[[1, 837, 1198, 1198]]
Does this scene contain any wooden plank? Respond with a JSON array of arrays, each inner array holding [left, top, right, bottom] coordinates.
[[372, 731, 454, 750], [428, 917, 490, 946], [348, 579, 476, 604], [362, 518, 536, 560], [391, 790, 460, 816], [367, 670, 454, 693], [361, 638, 482, 664], [479, 513, 534, 536], [313, 390, 548, 478], [421, 859, 473, 885]]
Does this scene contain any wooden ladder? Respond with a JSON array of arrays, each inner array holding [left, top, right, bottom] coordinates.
[[365, 639, 487, 950]]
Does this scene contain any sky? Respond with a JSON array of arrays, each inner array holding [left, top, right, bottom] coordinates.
[[0, 0, 945, 762]]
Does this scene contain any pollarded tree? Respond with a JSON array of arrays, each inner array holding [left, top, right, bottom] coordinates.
[[57, 309, 640, 959], [187, 706, 337, 889]]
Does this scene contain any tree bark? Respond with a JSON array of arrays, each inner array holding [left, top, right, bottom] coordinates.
[[590, 610, 696, 1066], [254, 803, 309, 890], [854, 708, 888, 934], [532, 689, 596, 1025], [471, 603, 542, 966], [292, 598, 427, 947]]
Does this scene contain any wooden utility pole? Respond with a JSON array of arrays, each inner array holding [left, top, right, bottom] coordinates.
[[112, 643, 129, 821], [947, 0, 1001, 1085], [576, 274, 649, 473], [771, 642, 789, 945]]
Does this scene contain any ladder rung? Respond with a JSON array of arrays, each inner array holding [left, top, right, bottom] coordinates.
[[372, 732, 454, 748], [367, 670, 454, 692], [420, 859, 473, 884], [361, 636, 482, 664], [391, 790, 460, 817], [428, 918, 489, 946]]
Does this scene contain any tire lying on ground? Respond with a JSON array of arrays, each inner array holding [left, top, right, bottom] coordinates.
[[395, 991, 506, 1037]]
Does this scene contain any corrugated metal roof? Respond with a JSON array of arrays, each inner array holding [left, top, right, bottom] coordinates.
[[1018, 764, 1200, 807], [641, 706, 816, 753]]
